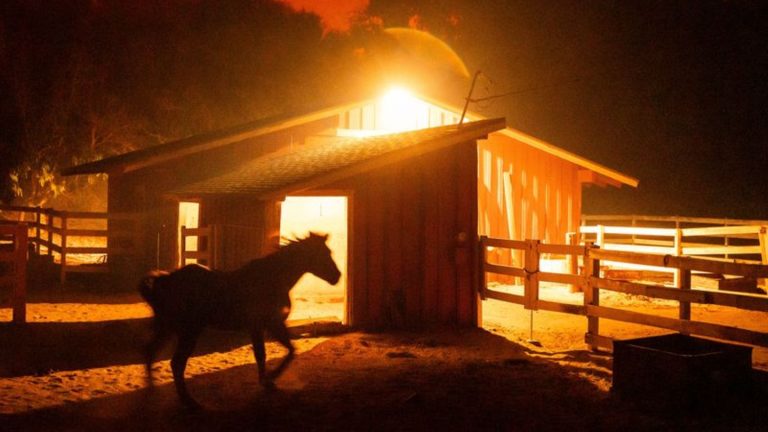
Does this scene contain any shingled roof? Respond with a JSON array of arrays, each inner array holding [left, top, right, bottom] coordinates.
[[170, 118, 506, 199], [61, 101, 367, 176]]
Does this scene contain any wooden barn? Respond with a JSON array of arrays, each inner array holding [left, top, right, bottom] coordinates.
[[63, 88, 637, 328]]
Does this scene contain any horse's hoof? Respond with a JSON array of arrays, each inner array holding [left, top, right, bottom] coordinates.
[[181, 397, 204, 411], [261, 380, 277, 392]]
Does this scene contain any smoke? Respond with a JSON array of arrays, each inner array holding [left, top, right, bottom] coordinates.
[[277, 0, 370, 34]]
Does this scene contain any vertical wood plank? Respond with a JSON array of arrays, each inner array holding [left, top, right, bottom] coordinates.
[[13, 224, 27, 324], [455, 141, 479, 326], [60, 214, 68, 285], [351, 183, 368, 327], [422, 153, 441, 324], [759, 227, 767, 289], [437, 147, 459, 323], [384, 164, 405, 327], [401, 162, 424, 326], [678, 268, 692, 333], [584, 244, 601, 351], [524, 239, 540, 310], [366, 171, 385, 327]]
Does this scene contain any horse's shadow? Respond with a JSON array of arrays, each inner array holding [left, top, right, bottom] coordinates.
[[0, 319, 252, 377], [0, 318, 345, 378]]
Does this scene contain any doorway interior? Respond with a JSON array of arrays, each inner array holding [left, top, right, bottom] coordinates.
[[279, 196, 348, 323]]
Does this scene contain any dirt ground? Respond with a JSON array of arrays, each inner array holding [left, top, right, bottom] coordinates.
[[1, 281, 768, 431]]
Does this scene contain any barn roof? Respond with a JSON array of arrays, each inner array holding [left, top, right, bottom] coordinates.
[[170, 118, 506, 199], [60, 101, 367, 176], [61, 92, 637, 188]]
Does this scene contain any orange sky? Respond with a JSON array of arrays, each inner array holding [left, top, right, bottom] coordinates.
[[278, 0, 370, 33]]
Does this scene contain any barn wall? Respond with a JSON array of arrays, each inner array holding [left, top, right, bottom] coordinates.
[[478, 132, 582, 269], [330, 140, 478, 329]]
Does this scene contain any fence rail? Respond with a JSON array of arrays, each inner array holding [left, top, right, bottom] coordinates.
[[480, 235, 768, 353], [0, 205, 140, 284]]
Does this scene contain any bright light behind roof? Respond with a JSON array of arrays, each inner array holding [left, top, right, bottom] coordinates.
[[378, 86, 430, 133]]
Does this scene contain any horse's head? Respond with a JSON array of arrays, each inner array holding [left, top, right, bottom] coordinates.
[[293, 232, 341, 286]]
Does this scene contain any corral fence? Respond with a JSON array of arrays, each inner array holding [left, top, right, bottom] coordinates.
[[0, 205, 141, 285], [479, 236, 768, 352], [0, 224, 27, 323], [581, 214, 767, 280]]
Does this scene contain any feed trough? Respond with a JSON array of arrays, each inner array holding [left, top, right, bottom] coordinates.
[[612, 334, 753, 406]]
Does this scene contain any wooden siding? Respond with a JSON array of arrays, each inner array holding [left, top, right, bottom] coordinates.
[[478, 132, 582, 270], [201, 198, 281, 271], [330, 140, 478, 329]]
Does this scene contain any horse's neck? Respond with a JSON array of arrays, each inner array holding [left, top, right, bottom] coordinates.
[[235, 249, 307, 291]]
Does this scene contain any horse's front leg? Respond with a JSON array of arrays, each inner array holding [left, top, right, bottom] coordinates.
[[172, 329, 202, 409], [264, 319, 295, 383], [144, 319, 170, 387], [250, 326, 272, 389]]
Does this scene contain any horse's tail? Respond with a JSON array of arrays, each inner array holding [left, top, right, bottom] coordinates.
[[138, 271, 167, 308]]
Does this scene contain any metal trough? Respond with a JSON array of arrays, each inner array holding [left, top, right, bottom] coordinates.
[[612, 334, 753, 405]]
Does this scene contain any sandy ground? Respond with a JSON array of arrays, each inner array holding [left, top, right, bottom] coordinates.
[[1, 281, 768, 431]]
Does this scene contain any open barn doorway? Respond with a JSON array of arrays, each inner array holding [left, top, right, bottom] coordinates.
[[280, 196, 348, 324]]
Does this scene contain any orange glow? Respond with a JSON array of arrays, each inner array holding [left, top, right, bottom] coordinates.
[[278, 0, 369, 34]]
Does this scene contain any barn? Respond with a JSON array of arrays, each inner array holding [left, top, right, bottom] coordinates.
[[62, 87, 637, 328]]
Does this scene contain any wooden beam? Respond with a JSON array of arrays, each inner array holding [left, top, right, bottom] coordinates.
[[497, 128, 639, 188], [586, 304, 768, 347], [484, 263, 526, 278], [588, 248, 768, 278], [484, 289, 525, 305]]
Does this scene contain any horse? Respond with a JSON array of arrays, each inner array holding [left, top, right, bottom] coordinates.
[[139, 232, 341, 409]]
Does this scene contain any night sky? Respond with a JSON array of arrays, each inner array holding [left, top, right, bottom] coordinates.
[[1, 0, 766, 219]]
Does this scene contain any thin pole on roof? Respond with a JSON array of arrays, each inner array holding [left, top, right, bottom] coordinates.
[[459, 70, 482, 126]]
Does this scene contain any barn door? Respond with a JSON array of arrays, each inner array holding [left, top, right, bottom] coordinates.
[[178, 201, 200, 266], [280, 196, 348, 324]]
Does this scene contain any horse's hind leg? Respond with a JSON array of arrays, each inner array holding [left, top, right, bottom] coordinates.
[[250, 327, 271, 389], [264, 320, 295, 383], [171, 330, 202, 409]]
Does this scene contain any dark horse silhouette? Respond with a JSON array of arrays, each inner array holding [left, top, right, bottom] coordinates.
[[139, 232, 341, 408]]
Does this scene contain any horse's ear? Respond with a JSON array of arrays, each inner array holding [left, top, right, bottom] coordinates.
[[309, 231, 329, 241]]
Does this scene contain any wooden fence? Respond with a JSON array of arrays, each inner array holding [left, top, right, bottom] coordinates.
[[580, 214, 768, 289], [0, 224, 27, 323], [480, 236, 768, 352], [0, 205, 140, 284], [180, 225, 218, 268], [581, 214, 768, 263]]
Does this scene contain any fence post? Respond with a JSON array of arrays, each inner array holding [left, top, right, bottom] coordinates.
[[59, 212, 68, 286], [584, 243, 601, 351], [523, 239, 540, 310], [566, 232, 580, 292], [211, 224, 220, 269], [478, 236, 487, 300], [759, 227, 767, 290], [678, 268, 692, 334], [13, 224, 27, 324], [46, 209, 53, 257], [596, 224, 605, 249], [673, 227, 683, 287], [180, 225, 187, 267], [34, 207, 41, 254]]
